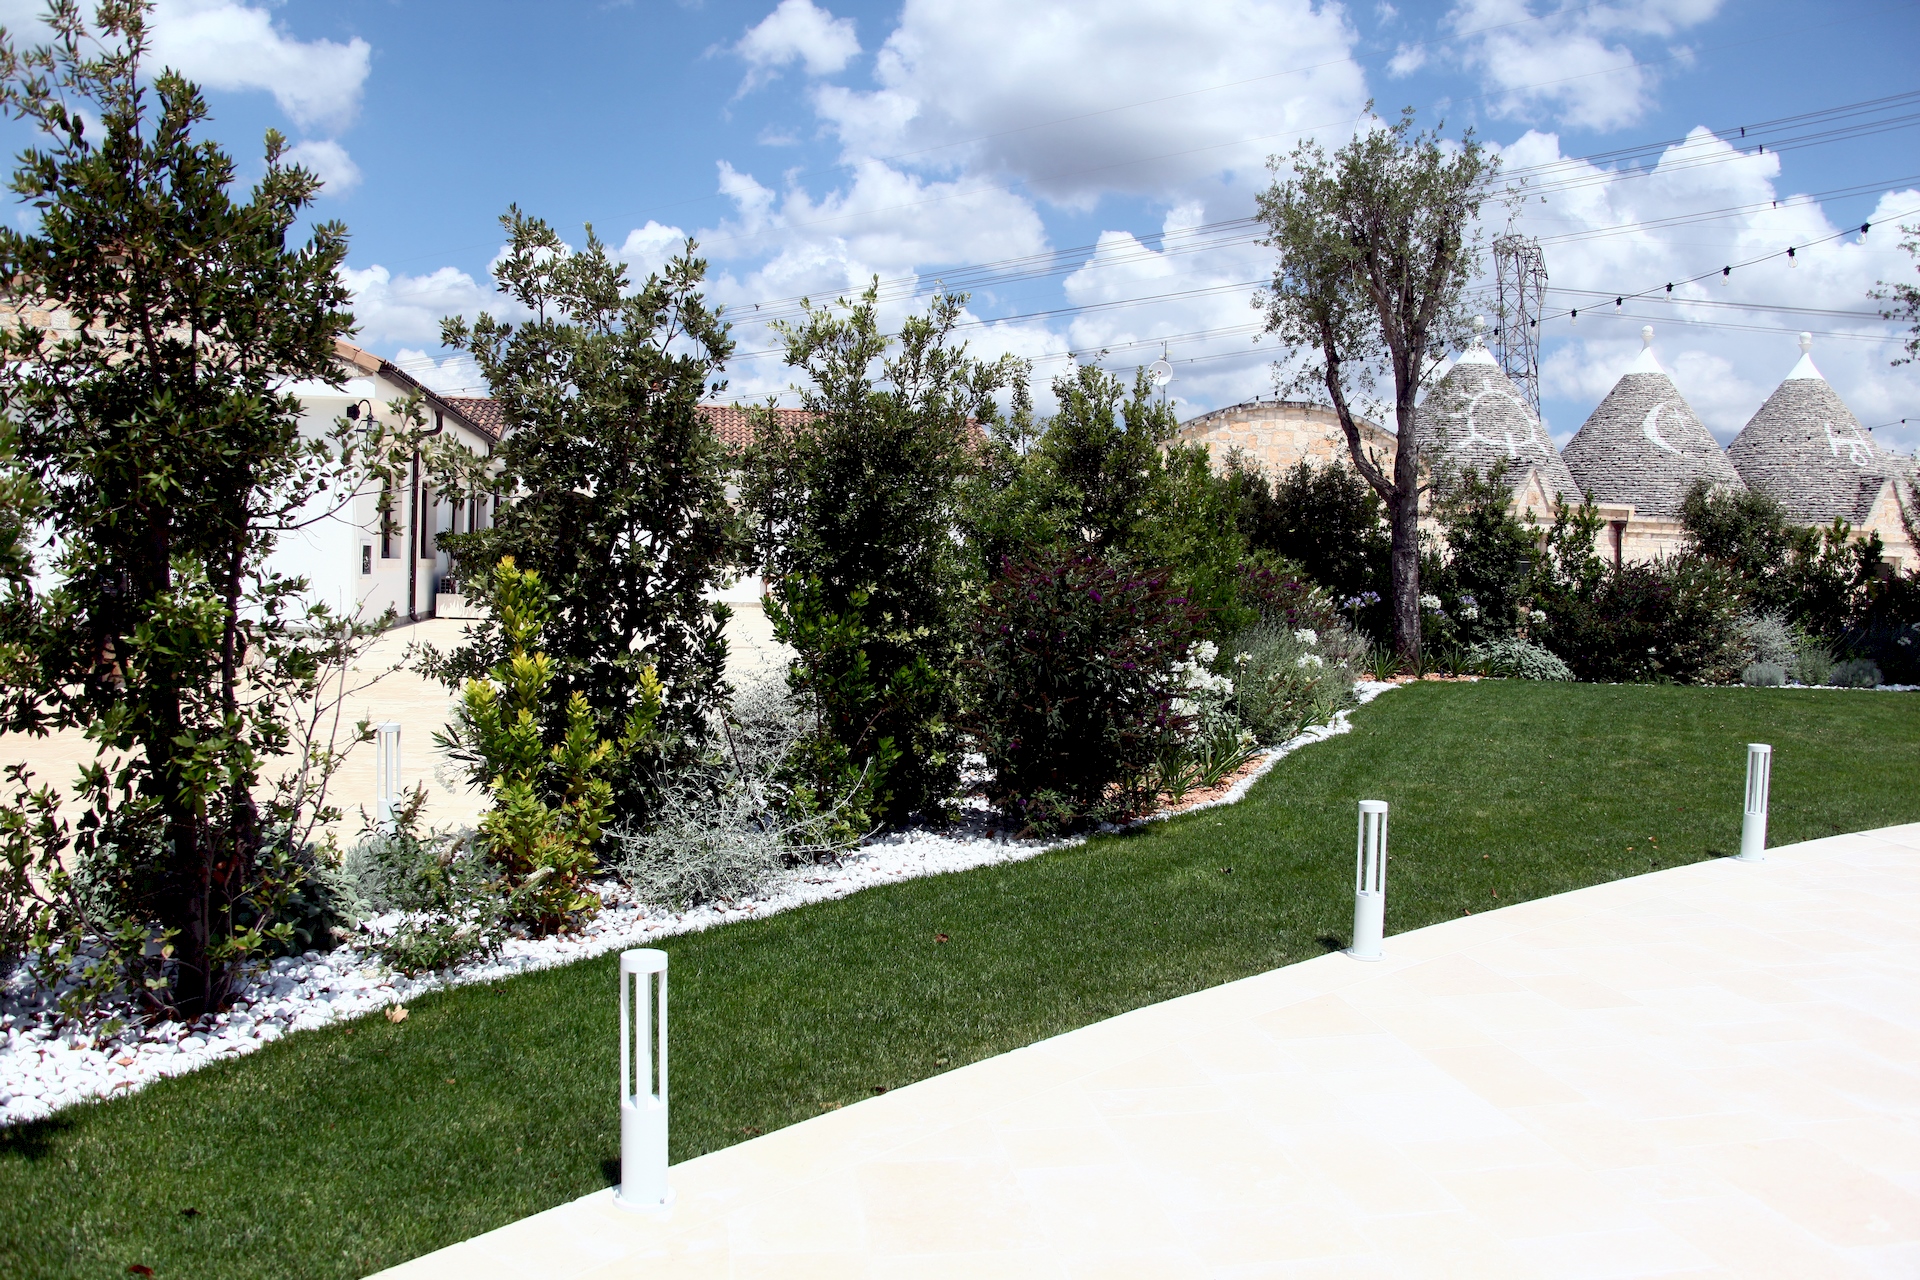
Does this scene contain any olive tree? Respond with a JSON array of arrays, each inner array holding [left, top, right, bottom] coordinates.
[[1258, 109, 1495, 661]]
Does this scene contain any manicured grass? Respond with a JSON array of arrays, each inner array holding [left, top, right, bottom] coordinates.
[[3, 682, 1917, 1278]]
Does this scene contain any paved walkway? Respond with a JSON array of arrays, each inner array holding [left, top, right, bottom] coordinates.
[[378, 824, 1920, 1279]]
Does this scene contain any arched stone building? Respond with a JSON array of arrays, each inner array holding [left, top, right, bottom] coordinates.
[[1174, 399, 1397, 478]]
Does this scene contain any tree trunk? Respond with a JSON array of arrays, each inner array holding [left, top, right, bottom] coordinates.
[[1390, 396, 1423, 664]]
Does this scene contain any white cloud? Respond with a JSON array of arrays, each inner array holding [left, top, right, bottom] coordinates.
[[1444, 0, 1723, 131], [813, 0, 1367, 207], [733, 0, 860, 92], [389, 349, 488, 396], [148, 0, 372, 134], [283, 139, 360, 196], [340, 264, 492, 350], [1498, 128, 1920, 455], [617, 221, 693, 281]]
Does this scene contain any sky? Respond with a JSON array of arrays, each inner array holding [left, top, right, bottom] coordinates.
[[2, 0, 1918, 453]]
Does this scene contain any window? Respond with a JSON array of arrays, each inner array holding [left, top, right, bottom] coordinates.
[[419, 482, 433, 558], [468, 495, 480, 533], [361, 544, 372, 575]]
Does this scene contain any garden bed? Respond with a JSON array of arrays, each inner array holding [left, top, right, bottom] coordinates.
[[2, 680, 1916, 1280]]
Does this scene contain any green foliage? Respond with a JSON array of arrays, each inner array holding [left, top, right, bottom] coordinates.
[[439, 558, 656, 934], [0, 3, 386, 1018], [1225, 622, 1363, 744], [0, 418, 39, 584], [761, 580, 903, 837], [963, 550, 1201, 833], [1743, 662, 1787, 687], [341, 791, 509, 975], [741, 285, 1021, 822], [430, 208, 745, 824], [1536, 555, 1747, 685], [1234, 457, 1389, 629], [1425, 464, 1542, 646], [1468, 635, 1574, 681], [1680, 481, 1886, 638], [1258, 107, 1497, 660]]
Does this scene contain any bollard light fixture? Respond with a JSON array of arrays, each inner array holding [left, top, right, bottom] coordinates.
[[617, 948, 672, 1212], [1349, 800, 1388, 961], [374, 722, 401, 829], [1738, 743, 1772, 863]]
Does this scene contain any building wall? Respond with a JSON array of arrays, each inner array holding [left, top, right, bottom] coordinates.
[[1175, 400, 1398, 478]]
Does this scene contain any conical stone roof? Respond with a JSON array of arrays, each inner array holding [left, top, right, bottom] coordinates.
[[1560, 326, 1744, 518], [1419, 321, 1579, 500], [1728, 334, 1899, 525]]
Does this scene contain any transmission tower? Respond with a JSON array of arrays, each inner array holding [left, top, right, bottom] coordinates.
[[1492, 235, 1547, 417]]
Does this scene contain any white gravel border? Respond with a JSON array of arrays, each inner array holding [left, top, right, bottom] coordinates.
[[0, 685, 1411, 1126]]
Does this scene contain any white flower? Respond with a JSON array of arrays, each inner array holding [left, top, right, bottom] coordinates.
[[1293, 629, 1317, 645], [1458, 603, 1480, 621], [1419, 594, 1442, 612], [1296, 653, 1324, 669], [1193, 640, 1219, 664], [1234, 652, 1252, 666]]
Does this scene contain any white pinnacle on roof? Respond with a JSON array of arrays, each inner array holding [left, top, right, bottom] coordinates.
[[1784, 331, 1823, 381], [1560, 324, 1745, 519]]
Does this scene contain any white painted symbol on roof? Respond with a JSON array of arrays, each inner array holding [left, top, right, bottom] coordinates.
[[1641, 403, 1685, 457], [1825, 421, 1871, 467], [1454, 388, 1540, 459]]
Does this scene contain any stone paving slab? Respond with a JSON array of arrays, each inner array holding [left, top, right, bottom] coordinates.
[[373, 824, 1920, 1279]]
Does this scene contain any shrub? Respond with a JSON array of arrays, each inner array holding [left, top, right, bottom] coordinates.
[[340, 794, 512, 975], [438, 558, 658, 934], [1537, 556, 1745, 684], [611, 673, 864, 907], [1468, 636, 1574, 681], [1234, 458, 1390, 630], [1426, 465, 1542, 646], [1737, 611, 1799, 668], [1742, 662, 1787, 687], [1681, 482, 1887, 638], [1791, 637, 1836, 686], [1226, 623, 1360, 743], [964, 551, 1200, 833], [1152, 641, 1259, 802], [1830, 657, 1884, 689]]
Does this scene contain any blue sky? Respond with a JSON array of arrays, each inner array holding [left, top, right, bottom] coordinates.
[[4, 0, 1918, 451]]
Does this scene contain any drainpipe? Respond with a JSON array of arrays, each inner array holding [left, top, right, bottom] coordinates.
[[406, 409, 447, 623]]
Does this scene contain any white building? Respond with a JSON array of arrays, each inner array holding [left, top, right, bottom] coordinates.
[[275, 340, 500, 626]]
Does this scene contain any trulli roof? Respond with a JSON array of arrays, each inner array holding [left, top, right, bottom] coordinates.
[[1419, 337, 1579, 500], [1727, 334, 1901, 525], [1560, 327, 1744, 518]]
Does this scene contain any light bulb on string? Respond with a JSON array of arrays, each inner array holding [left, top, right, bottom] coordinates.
[[1787, 246, 1797, 268], [1570, 309, 1578, 327], [1614, 297, 1623, 312], [1721, 266, 1731, 287]]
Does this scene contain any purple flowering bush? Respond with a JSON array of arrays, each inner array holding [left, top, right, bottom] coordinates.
[[964, 550, 1202, 833]]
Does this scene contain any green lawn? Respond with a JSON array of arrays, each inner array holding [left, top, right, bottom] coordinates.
[[4, 682, 1918, 1279]]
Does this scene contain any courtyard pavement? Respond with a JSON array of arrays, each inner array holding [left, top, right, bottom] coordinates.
[[374, 821, 1920, 1279]]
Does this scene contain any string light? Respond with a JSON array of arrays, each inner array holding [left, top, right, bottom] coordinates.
[[1721, 266, 1731, 286], [1570, 309, 1579, 326], [1788, 246, 1797, 267]]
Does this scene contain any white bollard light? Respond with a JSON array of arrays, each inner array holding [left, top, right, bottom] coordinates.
[[1738, 743, 1772, 863], [374, 721, 401, 828], [617, 948, 672, 1213], [1349, 800, 1388, 961]]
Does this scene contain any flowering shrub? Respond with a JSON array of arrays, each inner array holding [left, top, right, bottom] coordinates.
[[1239, 560, 1350, 636], [964, 551, 1201, 832], [1153, 641, 1259, 801], [1226, 621, 1361, 744]]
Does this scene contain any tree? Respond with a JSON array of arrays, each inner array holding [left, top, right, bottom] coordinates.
[[1234, 457, 1390, 617], [960, 362, 1247, 628], [0, 1, 371, 1018], [432, 210, 746, 825], [1257, 109, 1495, 662], [1680, 481, 1885, 638], [1871, 221, 1920, 365], [740, 285, 1020, 823]]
